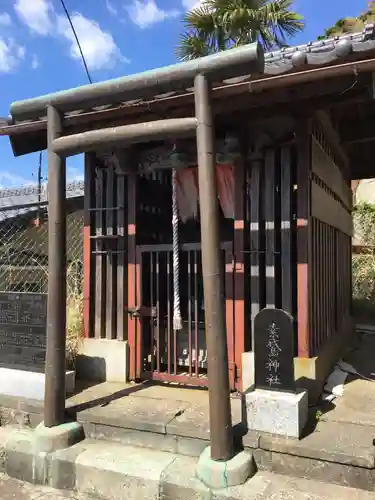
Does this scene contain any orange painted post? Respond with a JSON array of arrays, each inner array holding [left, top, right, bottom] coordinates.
[[296, 120, 312, 358]]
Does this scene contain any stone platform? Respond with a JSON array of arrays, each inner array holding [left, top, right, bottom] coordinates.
[[0, 367, 75, 401], [0, 331, 375, 494], [2, 448, 375, 500]]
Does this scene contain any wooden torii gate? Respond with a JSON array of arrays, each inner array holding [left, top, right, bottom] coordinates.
[[8, 43, 264, 463]]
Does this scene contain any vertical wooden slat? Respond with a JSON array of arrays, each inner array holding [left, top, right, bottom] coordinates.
[[135, 247, 142, 378], [94, 166, 106, 339], [249, 156, 263, 347], [347, 234, 352, 316], [329, 225, 334, 337], [166, 250, 171, 374], [225, 248, 235, 390], [264, 148, 276, 308], [233, 157, 245, 388], [281, 147, 293, 314], [188, 250, 193, 376], [319, 221, 324, 352], [83, 152, 94, 338], [127, 172, 137, 379], [116, 168, 126, 341], [296, 121, 311, 358], [106, 166, 117, 339], [312, 218, 318, 354], [322, 223, 327, 348]]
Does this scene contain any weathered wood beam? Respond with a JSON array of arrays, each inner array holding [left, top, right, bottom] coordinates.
[[52, 118, 198, 157], [6, 75, 371, 158], [315, 110, 350, 178], [11, 43, 263, 120], [341, 118, 375, 145]]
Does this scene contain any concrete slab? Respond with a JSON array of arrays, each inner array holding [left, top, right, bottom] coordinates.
[[320, 334, 375, 428], [78, 396, 189, 434], [253, 448, 375, 492], [75, 442, 177, 500], [0, 368, 75, 401], [3, 470, 375, 500], [259, 420, 375, 468], [2, 424, 375, 499], [76, 338, 128, 383], [130, 384, 209, 404], [166, 397, 243, 441]]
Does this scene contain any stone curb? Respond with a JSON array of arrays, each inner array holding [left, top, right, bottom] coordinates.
[[2, 427, 375, 499], [0, 426, 267, 500]]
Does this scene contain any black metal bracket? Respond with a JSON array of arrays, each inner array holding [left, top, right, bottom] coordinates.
[[126, 306, 157, 319]]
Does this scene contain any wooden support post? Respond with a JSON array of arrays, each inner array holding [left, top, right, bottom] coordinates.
[[83, 152, 94, 338], [44, 105, 67, 427], [194, 73, 234, 462], [249, 152, 264, 348], [127, 170, 138, 379], [280, 147, 293, 315], [296, 120, 312, 358], [233, 154, 246, 389]]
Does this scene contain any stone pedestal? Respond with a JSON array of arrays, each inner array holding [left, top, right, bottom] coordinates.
[[196, 446, 255, 489], [0, 367, 75, 400], [246, 389, 308, 438]]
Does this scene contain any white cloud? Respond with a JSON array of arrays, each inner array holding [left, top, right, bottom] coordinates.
[[67, 166, 84, 182], [14, 0, 54, 35], [127, 0, 179, 28], [0, 13, 12, 26], [0, 171, 34, 188], [31, 54, 40, 69], [56, 12, 128, 70], [106, 0, 118, 16], [13, 0, 127, 72], [0, 38, 25, 73], [182, 0, 205, 10]]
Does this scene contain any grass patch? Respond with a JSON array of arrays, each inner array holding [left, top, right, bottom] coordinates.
[[353, 202, 375, 324], [66, 260, 84, 369]]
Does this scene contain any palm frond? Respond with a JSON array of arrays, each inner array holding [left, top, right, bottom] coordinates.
[[183, 3, 216, 32], [176, 0, 304, 60], [175, 32, 215, 61]]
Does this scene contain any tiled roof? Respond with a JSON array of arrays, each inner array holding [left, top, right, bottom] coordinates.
[[6, 24, 375, 125], [0, 180, 84, 221]]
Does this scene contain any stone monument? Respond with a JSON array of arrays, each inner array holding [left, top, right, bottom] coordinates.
[[246, 308, 308, 438], [0, 292, 75, 400]]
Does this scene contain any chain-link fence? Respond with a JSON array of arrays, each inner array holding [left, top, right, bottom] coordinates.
[[0, 181, 84, 295]]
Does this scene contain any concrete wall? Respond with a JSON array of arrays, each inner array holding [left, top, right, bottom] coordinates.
[[76, 339, 128, 383]]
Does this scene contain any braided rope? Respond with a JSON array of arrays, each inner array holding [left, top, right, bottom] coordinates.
[[172, 168, 182, 331]]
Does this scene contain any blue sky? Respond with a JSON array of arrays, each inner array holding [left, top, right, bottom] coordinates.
[[0, 0, 367, 187]]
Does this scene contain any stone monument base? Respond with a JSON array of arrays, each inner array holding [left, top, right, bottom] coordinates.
[[245, 389, 308, 438], [0, 367, 75, 401]]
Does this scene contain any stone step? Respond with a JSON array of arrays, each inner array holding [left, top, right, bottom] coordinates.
[[72, 442, 375, 500], [76, 400, 375, 492], [2, 425, 375, 500], [1, 392, 375, 493], [246, 419, 375, 492]]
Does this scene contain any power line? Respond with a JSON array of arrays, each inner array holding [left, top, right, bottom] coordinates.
[[58, 0, 93, 84], [33, 1, 93, 187]]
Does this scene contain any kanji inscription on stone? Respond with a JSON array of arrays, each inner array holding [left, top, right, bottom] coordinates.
[[0, 292, 47, 372], [254, 308, 296, 393]]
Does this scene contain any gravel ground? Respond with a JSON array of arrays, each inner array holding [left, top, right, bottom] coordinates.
[[0, 474, 91, 500]]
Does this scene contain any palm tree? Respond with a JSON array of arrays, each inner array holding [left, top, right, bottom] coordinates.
[[176, 0, 304, 61], [318, 1, 375, 39]]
